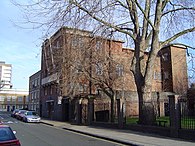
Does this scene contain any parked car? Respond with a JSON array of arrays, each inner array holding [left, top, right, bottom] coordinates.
[[0, 125, 21, 146], [16, 110, 27, 120], [23, 111, 41, 123], [11, 109, 20, 118]]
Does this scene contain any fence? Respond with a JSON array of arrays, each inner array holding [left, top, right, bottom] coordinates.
[[79, 95, 195, 130], [94, 101, 111, 122], [179, 98, 195, 130]]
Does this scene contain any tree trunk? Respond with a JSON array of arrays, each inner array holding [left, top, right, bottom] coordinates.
[[133, 39, 157, 125], [110, 97, 115, 123], [138, 90, 156, 125]]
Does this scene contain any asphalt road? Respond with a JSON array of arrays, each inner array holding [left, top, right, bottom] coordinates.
[[0, 112, 124, 146]]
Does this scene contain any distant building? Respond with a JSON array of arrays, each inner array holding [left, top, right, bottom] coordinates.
[[0, 61, 12, 89], [0, 61, 29, 111], [0, 88, 29, 111], [28, 70, 41, 114]]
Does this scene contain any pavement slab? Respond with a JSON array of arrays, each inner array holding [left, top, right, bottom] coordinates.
[[41, 119, 195, 146]]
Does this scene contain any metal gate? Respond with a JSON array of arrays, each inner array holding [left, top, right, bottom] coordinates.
[[179, 98, 195, 130]]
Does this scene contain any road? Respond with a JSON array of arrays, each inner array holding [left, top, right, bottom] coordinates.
[[0, 111, 124, 146]]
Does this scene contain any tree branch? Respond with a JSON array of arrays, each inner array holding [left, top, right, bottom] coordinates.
[[133, 0, 154, 29], [162, 7, 195, 16], [115, 0, 128, 9], [142, 0, 151, 41], [126, 0, 140, 36], [70, 0, 136, 40], [161, 0, 170, 11], [161, 27, 195, 47]]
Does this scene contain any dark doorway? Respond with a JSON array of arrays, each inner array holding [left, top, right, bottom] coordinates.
[[47, 101, 54, 120], [62, 98, 69, 122], [164, 103, 170, 116]]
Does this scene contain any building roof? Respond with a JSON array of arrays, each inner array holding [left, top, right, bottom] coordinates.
[[29, 70, 41, 79], [0, 61, 11, 66], [43, 26, 124, 45], [0, 88, 28, 96], [161, 43, 187, 50]]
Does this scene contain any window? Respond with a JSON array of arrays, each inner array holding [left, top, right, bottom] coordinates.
[[96, 41, 102, 51], [162, 53, 168, 61], [83, 84, 88, 93], [50, 86, 53, 95], [12, 96, 16, 102], [0, 96, 4, 102], [7, 96, 11, 102], [71, 37, 77, 48], [96, 63, 103, 75], [76, 63, 83, 73], [56, 40, 60, 49], [79, 84, 84, 92], [0, 127, 16, 141], [26, 96, 29, 102], [44, 88, 47, 95], [71, 37, 83, 48], [164, 71, 169, 79], [78, 65, 83, 73], [34, 79, 37, 87], [37, 91, 40, 99], [32, 92, 34, 100], [154, 71, 161, 80], [116, 64, 124, 76], [37, 78, 40, 86], [18, 96, 23, 102], [34, 92, 37, 99]]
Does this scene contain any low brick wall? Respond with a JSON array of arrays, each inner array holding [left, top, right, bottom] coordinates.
[[92, 121, 118, 129], [179, 129, 195, 141], [125, 124, 170, 137], [92, 121, 170, 136], [91, 122, 195, 142]]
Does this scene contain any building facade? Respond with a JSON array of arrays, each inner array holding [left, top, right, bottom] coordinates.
[[40, 27, 188, 122], [0, 88, 29, 111], [0, 61, 29, 111], [29, 70, 41, 114], [159, 44, 188, 94], [0, 61, 12, 89]]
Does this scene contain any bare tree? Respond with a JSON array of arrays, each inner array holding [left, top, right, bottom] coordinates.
[[65, 31, 125, 122], [13, 0, 195, 125]]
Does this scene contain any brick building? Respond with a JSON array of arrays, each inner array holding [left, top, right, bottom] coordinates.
[[40, 27, 188, 122], [29, 70, 41, 114], [0, 61, 12, 89], [159, 44, 188, 94]]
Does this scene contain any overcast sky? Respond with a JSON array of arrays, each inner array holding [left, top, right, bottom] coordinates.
[[0, 1, 42, 89]]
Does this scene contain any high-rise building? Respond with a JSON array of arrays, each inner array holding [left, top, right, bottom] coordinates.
[[0, 61, 29, 111], [0, 61, 12, 89]]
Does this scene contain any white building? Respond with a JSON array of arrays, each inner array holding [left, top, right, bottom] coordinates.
[[0, 61, 29, 111], [0, 61, 12, 89]]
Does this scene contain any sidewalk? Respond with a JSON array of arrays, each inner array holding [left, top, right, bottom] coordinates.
[[41, 119, 195, 146]]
